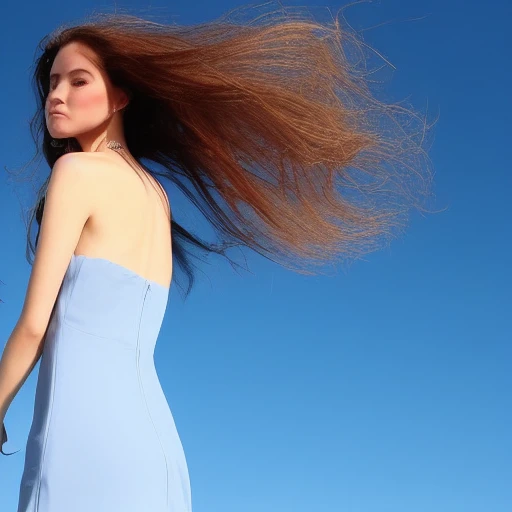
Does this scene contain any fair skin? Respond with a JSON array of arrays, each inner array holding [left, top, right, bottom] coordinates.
[[46, 41, 129, 152], [0, 41, 172, 430]]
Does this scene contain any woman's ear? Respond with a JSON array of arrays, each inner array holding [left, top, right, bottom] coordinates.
[[113, 86, 131, 112], [120, 88, 132, 110]]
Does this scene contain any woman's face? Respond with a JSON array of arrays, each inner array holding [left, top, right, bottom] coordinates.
[[45, 41, 115, 139]]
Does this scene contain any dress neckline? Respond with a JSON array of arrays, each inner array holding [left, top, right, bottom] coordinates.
[[72, 253, 170, 291]]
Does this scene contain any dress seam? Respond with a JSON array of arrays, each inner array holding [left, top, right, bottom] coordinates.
[[32, 262, 72, 511], [136, 282, 170, 509]]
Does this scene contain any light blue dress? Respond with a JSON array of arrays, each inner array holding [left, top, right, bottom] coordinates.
[[17, 253, 192, 512]]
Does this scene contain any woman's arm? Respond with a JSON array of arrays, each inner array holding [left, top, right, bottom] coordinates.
[[0, 153, 95, 421], [0, 323, 43, 456], [0, 322, 44, 422]]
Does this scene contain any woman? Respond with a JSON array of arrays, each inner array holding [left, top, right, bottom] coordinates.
[[0, 4, 436, 511]]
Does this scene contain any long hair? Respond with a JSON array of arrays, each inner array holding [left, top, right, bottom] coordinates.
[[18, 3, 438, 299]]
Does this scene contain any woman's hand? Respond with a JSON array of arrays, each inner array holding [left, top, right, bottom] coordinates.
[[1, 422, 9, 455], [1, 421, 20, 456]]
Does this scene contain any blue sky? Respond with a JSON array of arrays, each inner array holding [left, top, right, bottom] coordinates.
[[1, 1, 510, 511]]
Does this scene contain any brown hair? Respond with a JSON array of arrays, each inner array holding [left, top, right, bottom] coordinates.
[[20, 3, 438, 299]]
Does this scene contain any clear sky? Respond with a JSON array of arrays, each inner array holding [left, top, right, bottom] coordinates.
[[1, 1, 510, 511]]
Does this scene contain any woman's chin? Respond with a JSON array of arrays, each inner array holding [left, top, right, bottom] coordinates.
[[49, 131, 71, 139]]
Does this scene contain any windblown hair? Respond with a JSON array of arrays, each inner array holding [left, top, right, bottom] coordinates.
[[20, 2, 437, 299]]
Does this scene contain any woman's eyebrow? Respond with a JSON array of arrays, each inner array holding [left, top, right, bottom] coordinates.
[[49, 68, 93, 80]]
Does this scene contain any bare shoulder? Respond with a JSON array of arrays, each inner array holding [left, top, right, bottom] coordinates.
[[49, 152, 109, 204], [52, 151, 172, 222], [49, 152, 109, 188], [48, 152, 103, 192], [52, 151, 122, 186], [52, 151, 109, 174]]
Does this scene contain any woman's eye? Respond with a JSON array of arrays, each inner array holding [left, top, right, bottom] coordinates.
[[48, 79, 87, 90]]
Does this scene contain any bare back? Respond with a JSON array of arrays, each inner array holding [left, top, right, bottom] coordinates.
[[74, 151, 173, 289]]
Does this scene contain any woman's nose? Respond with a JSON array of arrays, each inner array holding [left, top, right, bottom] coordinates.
[[47, 82, 67, 103], [47, 92, 65, 112]]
